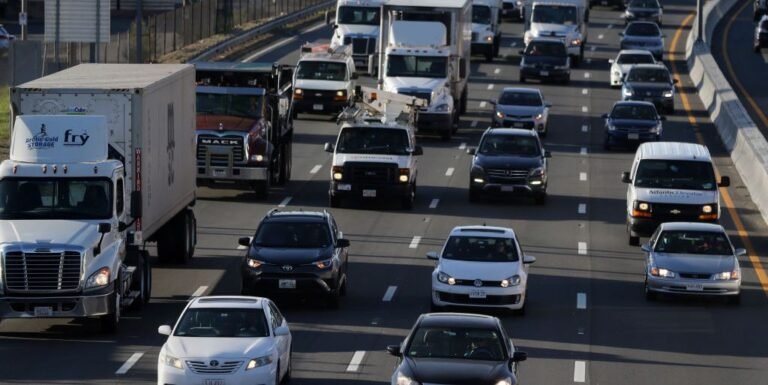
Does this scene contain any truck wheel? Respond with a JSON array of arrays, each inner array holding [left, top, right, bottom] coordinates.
[[402, 184, 415, 210], [157, 210, 194, 264], [533, 192, 547, 205], [485, 49, 494, 62], [100, 291, 120, 334], [460, 89, 468, 115], [130, 250, 152, 309], [519, 75, 526, 83], [329, 194, 341, 208], [440, 129, 452, 141]]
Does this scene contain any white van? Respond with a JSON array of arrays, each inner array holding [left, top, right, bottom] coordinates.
[[621, 142, 730, 245]]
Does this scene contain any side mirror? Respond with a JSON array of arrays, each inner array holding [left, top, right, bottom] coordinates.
[[336, 238, 351, 248], [274, 325, 290, 336], [158, 325, 172, 336], [621, 171, 632, 184], [488, 100, 497, 106], [412, 146, 424, 156], [619, 32, 625, 36], [386, 344, 402, 357], [368, 54, 377, 75], [641, 243, 651, 252], [238, 237, 251, 247], [351, 73, 358, 80], [659, 116, 667, 121], [523, 255, 536, 264], [672, 78, 679, 84], [324, 142, 335, 153], [511, 351, 528, 362], [719, 176, 730, 187], [735, 248, 747, 257], [467, 148, 477, 155], [130, 191, 142, 219], [544, 102, 552, 108], [426, 251, 439, 260], [608, 59, 615, 64], [544, 151, 552, 158], [601, 113, 609, 119], [98, 223, 112, 233]]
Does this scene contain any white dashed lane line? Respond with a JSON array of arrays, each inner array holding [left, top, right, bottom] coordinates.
[[459, 142, 467, 150], [580, 172, 587, 181], [574, 360, 587, 382], [487, 84, 495, 90], [115, 352, 144, 375], [346, 351, 366, 372], [598, 34, 604, 40], [278, 196, 292, 208], [429, 199, 440, 209], [578, 203, 587, 214], [578, 242, 588, 255], [584, 72, 591, 79], [191, 286, 209, 298], [608, 24, 614, 29], [309, 164, 322, 174], [494, 68, 501, 74], [582, 106, 589, 113], [582, 88, 588, 95], [581, 124, 589, 132], [577, 292, 587, 309], [446, 168, 455, 176], [471, 120, 479, 127], [479, 101, 487, 108], [382, 286, 398, 302], [580, 147, 587, 155], [409, 236, 422, 249]]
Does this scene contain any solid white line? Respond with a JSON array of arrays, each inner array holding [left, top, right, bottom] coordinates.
[[580, 147, 587, 155], [581, 106, 589, 113], [578, 203, 587, 214], [409, 236, 422, 249], [446, 168, 455, 176], [382, 286, 398, 302], [278, 196, 292, 208], [577, 292, 587, 309], [309, 164, 322, 174], [429, 198, 440, 209], [598, 34, 604, 40], [115, 352, 144, 375], [243, 23, 326, 61], [579, 172, 587, 181], [584, 72, 591, 79], [574, 360, 586, 382], [479, 101, 487, 108], [578, 242, 587, 255], [191, 286, 209, 298], [346, 351, 366, 372], [487, 84, 495, 90], [459, 142, 467, 150], [581, 124, 589, 132], [471, 120, 479, 127], [494, 68, 501, 74], [582, 88, 588, 95]]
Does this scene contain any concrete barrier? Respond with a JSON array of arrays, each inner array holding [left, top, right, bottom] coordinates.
[[686, 0, 768, 226]]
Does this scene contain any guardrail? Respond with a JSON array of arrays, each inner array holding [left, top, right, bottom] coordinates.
[[685, 0, 768, 226], [190, 0, 335, 62]]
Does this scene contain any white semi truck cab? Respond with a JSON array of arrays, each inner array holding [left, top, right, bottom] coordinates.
[[471, 0, 503, 62], [330, 0, 385, 73], [525, 1, 588, 64]]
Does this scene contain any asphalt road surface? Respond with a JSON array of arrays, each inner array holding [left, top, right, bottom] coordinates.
[[2, 1, 768, 384]]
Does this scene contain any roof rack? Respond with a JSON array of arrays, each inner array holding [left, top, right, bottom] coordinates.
[[300, 43, 352, 59], [337, 85, 428, 127]]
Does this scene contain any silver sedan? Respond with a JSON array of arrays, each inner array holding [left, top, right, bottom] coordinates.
[[643, 222, 743, 304]]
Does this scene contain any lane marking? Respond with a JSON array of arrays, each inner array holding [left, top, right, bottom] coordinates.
[[582, 88, 588, 95], [672, 12, 768, 297], [580, 147, 587, 155], [598, 34, 604, 40], [309, 164, 322, 174], [585, 58, 592, 64], [578, 242, 587, 255], [578, 203, 587, 214], [278, 196, 292, 208], [471, 120, 479, 127], [191, 286, 209, 298], [580, 172, 587, 181], [577, 292, 587, 309], [607, 24, 614, 29], [494, 68, 501, 74], [584, 72, 591, 79], [590, 46, 596, 52], [346, 351, 366, 372], [487, 83, 495, 90], [237, 237, 252, 250], [446, 167, 455, 176], [581, 124, 589, 132], [574, 360, 586, 382], [116, 352, 144, 375], [459, 142, 467, 150], [479, 101, 487, 108], [582, 106, 589, 113], [409, 236, 422, 249], [511, 41, 517, 47], [243, 23, 327, 61], [382, 286, 398, 302], [429, 198, 440, 209]]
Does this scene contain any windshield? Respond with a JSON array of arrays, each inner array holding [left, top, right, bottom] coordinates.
[[617, 53, 655, 64], [197, 93, 264, 118], [337, 6, 380, 25], [297, 61, 348, 81], [253, 221, 332, 248], [611, 104, 657, 119], [626, 68, 670, 83], [472, 5, 492, 24], [479, 135, 541, 157], [654, 230, 733, 255], [532, 5, 578, 24], [525, 41, 567, 57], [499, 91, 543, 106], [626, 23, 661, 36], [386, 55, 447, 78], [336, 126, 411, 155], [0, 178, 112, 220], [629, 0, 660, 8], [407, 327, 506, 360], [442, 236, 519, 262], [634, 159, 716, 190], [174, 308, 270, 337]]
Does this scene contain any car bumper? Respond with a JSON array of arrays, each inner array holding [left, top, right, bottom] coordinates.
[[197, 165, 268, 185], [157, 360, 276, 385], [472, 41, 494, 55], [432, 281, 526, 310], [491, 118, 545, 133], [625, 15, 662, 23], [416, 112, 453, 133], [292, 99, 348, 114], [646, 275, 741, 296], [0, 291, 112, 319], [520, 67, 570, 80], [471, 180, 546, 195], [628, 216, 718, 236], [605, 130, 660, 144], [242, 266, 337, 296], [330, 181, 411, 200]]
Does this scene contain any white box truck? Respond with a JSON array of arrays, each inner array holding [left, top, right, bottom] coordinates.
[[3, 64, 198, 333]]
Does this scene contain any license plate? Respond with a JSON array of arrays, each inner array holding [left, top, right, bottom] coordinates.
[[501, 185, 517, 192], [213, 169, 226, 177], [33, 306, 53, 317], [279, 279, 296, 289], [313, 104, 324, 111], [469, 290, 487, 299], [362, 189, 376, 197], [628, 133, 640, 140], [540, 70, 549, 76], [204, 380, 225, 385], [355, 60, 365, 67], [686, 283, 704, 291], [513, 122, 524, 127], [337, 183, 352, 191]]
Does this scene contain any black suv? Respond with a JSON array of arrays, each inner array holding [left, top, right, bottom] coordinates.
[[468, 128, 551, 204], [519, 38, 571, 84], [239, 209, 350, 308]]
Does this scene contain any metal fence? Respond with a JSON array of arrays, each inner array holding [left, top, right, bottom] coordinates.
[[39, 0, 328, 74]]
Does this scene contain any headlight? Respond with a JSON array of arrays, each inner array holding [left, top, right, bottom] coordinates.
[[85, 267, 110, 289], [315, 258, 333, 269], [649, 124, 661, 133], [250, 154, 264, 162], [334, 90, 347, 101], [613, 71, 621, 77], [246, 355, 273, 370], [626, 11, 635, 17], [434, 104, 451, 112], [495, 111, 504, 119], [500, 275, 521, 288], [702, 204, 714, 214], [623, 88, 633, 97], [650, 266, 675, 278], [247, 258, 264, 269], [570, 38, 582, 46], [533, 113, 544, 120], [485, 35, 494, 42], [473, 177, 485, 184], [608, 124, 616, 131], [713, 270, 740, 280], [294, 88, 304, 99], [398, 168, 410, 183], [663, 91, 674, 98], [496, 379, 513, 385], [437, 271, 455, 285], [161, 352, 183, 369], [632, 201, 652, 217], [333, 165, 343, 181], [396, 372, 420, 385]]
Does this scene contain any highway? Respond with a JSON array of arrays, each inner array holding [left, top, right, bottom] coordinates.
[[2, 1, 768, 384]]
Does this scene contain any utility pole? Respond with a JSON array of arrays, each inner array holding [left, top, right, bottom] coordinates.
[[20, 0, 28, 40], [135, 0, 143, 63]]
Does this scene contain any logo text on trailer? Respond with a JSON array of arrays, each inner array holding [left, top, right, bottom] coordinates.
[[25, 124, 59, 150]]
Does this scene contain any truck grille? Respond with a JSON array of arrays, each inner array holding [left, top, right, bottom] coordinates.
[[4, 251, 82, 292], [486, 169, 530, 184], [346, 162, 399, 185], [397, 91, 431, 105], [650, 203, 702, 221], [344, 37, 376, 55], [185, 360, 243, 374], [197, 135, 245, 165], [301, 89, 337, 102]]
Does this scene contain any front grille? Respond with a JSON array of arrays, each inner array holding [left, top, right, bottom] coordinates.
[[634, 89, 663, 97], [472, 32, 479, 41], [650, 203, 702, 221], [345, 37, 376, 55], [345, 162, 399, 185], [502, 120, 535, 129], [438, 292, 520, 305], [452, 279, 504, 287], [679, 273, 712, 279], [301, 89, 337, 102], [398, 91, 432, 105], [615, 125, 654, 133], [197, 135, 245, 165], [486, 169, 530, 184], [186, 360, 243, 375], [4, 251, 82, 292]]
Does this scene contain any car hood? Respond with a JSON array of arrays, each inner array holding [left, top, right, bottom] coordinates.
[[165, 337, 274, 360], [653, 253, 736, 274], [294, 79, 348, 91], [336, 24, 379, 38], [476, 154, 543, 170], [608, 118, 659, 128], [624, 82, 673, 91], [0, 220, 101, 250], [405, 357, 509, 383], [497, 105, 544, 116], [439, 258, 522, 280], [334, 153, 409, 168], [197, 115, 257, 132], [384, 77, 446, 93], [250, 246, 333, 264], [634, 187, 717, 204], [532, 23, 579, 37]]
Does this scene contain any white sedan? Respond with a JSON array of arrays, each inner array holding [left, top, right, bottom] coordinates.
[[428, 225, 536, 314], [608, 49, 657, 87], [158, 296, 292, 385]]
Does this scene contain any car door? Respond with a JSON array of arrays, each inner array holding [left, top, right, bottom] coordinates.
[[268, 301, 291, 367]]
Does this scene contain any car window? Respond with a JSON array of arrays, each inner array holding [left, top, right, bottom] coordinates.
[[625, 23, 661, 36], [473, 5, 493, 24], [442, 236, 520, 262], [297, 61, 348, 81], [626, 67, 671, 83], [479, 135, 541, 157], [336, 126, 411, 155], [499, 91, 543, 106], [268, 302, 284, 330], [654, 230, 733, 255], [616, 53, 655, 64], [532, 5, 578, 24], [634, 159, 717, 190], [174, 308, 269, 337], [253, 221, 332, 248], [629, 0, 659, 8], [611, 104, 658, 120], [525, 41, 567, 57], [407, 326, 506, 361]]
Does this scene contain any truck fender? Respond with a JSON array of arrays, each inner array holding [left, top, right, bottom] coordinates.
[[85, 239, 125, 289]]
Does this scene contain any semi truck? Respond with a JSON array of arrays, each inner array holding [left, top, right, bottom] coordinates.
[[330, 0, 385, 73], [194, 62, 294, 199], [3, 64, 198, 332]]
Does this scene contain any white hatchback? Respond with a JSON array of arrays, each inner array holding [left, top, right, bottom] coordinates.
[[608, 49, 657, 87], [157, 296, 292, 385], [428, 226, 536, 314]]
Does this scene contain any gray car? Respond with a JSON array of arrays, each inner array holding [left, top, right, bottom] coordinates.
[[643, 222, 743, 304], [490, 87, 551, 136], [620, 21, 665, 60], [624, 0, 663, 26]]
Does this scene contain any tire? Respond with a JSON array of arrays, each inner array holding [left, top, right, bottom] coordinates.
[[755, 45, 761, 53], [562, 76, 571, 85], [329, 193, 341, 208], [100, 290, 120, 334], [402, 184, 415, 210], [130, 250, 152, 309], [156, 210, 194, 264], [327, 288, 340, 309], [460, 89, 468, 115], [533, 192, 547, 205], [469, 187, 481, 202], [667, 105, 675, 115], [281, 350, 292, 384], [604, 140, 611, 151], [728, 293, 741, 305], [254, 180, 270, 200], [339, 274, 348, 297], [519, 75, 526, 83], [277, 143, 292, 185], [485, 50, 494, 62], [440, 128, 452, 141], [644, 279, 656, 301], [629, 234, 640, 246], [275, 363, 281, 385], [512, 301, 526, 316]]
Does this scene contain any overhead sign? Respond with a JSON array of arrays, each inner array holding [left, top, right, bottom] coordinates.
[[44, 0, 110, 43], [19, 12, 27, 26]]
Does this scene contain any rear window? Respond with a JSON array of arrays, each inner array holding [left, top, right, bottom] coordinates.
[[617, 53, 655, 64], [625, 23, 661, 36], [499, 91, 542, 106], [626, 67, 670, 83]]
